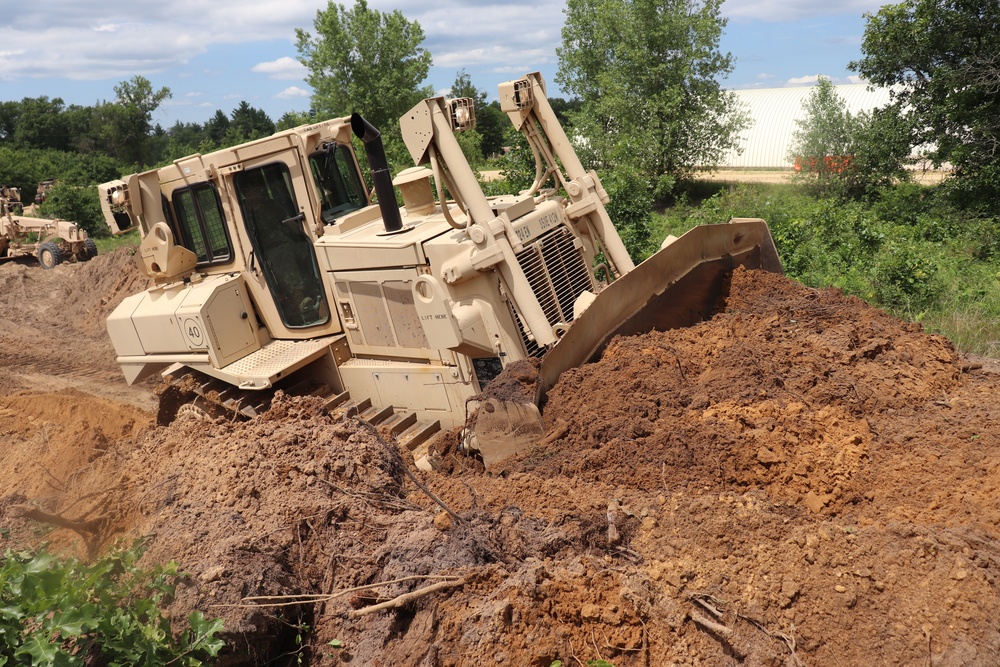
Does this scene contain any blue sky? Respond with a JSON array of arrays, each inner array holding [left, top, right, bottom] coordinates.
[[0, 0, 888, 128]]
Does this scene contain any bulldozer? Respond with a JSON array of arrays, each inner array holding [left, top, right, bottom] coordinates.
[[1, 185, 97, 268], [98, 72, 781, 467]]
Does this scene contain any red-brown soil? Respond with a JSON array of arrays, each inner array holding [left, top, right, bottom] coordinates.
[[1, 248, 998, 666]]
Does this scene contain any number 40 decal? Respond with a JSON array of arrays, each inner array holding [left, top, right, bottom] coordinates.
[[183, 317, 205, 347]]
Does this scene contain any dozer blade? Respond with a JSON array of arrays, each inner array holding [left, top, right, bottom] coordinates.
[[469, 219, 782, 466], [539, 218, 782, 398]]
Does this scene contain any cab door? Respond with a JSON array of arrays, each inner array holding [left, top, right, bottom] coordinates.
[[231, 157, 341, 340]]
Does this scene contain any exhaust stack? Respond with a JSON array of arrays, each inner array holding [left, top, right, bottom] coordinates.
[[350, 113, 404, 234]]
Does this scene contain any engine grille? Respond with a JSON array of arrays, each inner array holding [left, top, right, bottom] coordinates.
[[513, 226, 595, 357]]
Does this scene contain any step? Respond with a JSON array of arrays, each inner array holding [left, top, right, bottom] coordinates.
[[397, 419, 441, 452]]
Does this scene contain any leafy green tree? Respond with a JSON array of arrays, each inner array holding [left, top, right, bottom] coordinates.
[[0, 100, 17, 142], [97, 76, 172, 168], [39, 182, 107, 236], [9, 97, 71, 151], [160, 120, 207, 158], [787, 78, 856, 181], [295, 0, 433, 135], [556, 0, 748, 200], [277, 110, 315, 131], [789, 78, 912, 199], [204, 109, 230, 145], [548, 97, 583, 127], [62, 104, 100, 154], [851, 0, 1000, 206], [844, 105, 914, 199], [476, 102, 507, 159]]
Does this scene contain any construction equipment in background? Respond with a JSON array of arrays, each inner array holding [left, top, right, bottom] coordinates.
[[98, 72, 781, 468], [0, 186, 96, 268], [35, 180, 55, 207]]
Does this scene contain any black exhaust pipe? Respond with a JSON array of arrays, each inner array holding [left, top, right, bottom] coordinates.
[[351, 113, 403, 234]]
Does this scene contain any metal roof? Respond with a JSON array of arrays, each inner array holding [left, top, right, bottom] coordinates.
[[718, 84, 895, 169]]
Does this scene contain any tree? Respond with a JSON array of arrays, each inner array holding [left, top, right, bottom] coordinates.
[[277, 110, 315, 131], [788, 78, 912, 199], [40, 181, 106, 237], [851, 0, 1000, 205], [97, 76, 171, 168], [227, 102, 276, 144], [0, 101, 17, 142], [205, 109, 230, 145], [787, 78, 856, 181], [556, 0, 748, 200], [10, 97, 71, 151], [295, 0, 433, 136]]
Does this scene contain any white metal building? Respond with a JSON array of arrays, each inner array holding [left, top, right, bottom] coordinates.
[[719, 84, 895, 169]]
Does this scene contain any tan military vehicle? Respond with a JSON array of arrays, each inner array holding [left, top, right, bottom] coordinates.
[[0, 185, 96, 268], [98, 72, 781, 466], [35, 179, 55, 206]]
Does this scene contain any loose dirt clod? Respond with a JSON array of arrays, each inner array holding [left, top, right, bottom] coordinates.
[[2, 252, 999, 666]]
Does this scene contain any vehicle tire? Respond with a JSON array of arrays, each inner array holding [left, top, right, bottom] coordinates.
[[80, 238, 98, 261], [37, 241, 63, 270]]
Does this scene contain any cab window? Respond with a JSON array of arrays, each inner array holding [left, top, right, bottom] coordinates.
[[172, 184, 232, 265], [308, 142, 366, 224]]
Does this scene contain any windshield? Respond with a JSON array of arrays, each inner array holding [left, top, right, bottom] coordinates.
[[309, 142, 366, 225]]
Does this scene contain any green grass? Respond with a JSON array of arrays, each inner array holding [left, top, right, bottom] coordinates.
[[94, 229, 140, 255]]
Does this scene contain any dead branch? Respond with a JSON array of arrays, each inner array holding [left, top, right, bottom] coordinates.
[[691, 595, 724, 618], [734, 611, 805, 667], [352, 417, 465, 526], [10, 504, 106, 539], [691, 611, 733, 638], [211, 575, 462, 609], [347, 577, 465, 618]]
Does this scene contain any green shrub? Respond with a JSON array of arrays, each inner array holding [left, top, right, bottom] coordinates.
[[38, 183, 107, 238], [0, 541, 224, 666], [872, 238, 942, 312], [600, 165, 656, 260], [651, 179, 1000, 355]]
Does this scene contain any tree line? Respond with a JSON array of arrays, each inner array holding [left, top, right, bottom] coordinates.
[[1, 0, 997, 242]]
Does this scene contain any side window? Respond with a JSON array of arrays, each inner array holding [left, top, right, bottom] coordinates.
[[308, 142, 366, 224], [172, 184, 232, 265]]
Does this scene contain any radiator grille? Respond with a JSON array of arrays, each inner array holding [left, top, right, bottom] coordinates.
[[513, 226, 594, 357]]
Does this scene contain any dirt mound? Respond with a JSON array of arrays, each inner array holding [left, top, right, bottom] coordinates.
[[0, 247, 154, 408], [2, 260, 999, 666]]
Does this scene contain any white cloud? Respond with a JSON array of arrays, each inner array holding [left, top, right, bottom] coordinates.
[[787, 74, 821, 85], [251, 57, 306, 80], [276, 86, 310, 100]]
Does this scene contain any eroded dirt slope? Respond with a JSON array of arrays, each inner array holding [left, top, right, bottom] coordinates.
[[1, 250, 998, 666]]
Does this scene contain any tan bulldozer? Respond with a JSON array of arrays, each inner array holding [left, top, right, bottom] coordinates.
[[97, 72, 781, 468]]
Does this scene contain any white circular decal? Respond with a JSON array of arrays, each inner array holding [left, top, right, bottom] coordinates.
[[183, 317, 204, 346]]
